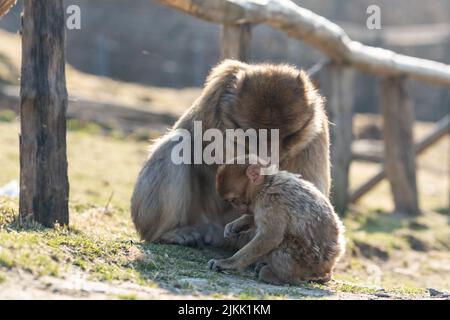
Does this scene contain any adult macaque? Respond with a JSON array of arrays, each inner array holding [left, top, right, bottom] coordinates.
[[210, 158, 345, 284], [131, 60, 330, 246]]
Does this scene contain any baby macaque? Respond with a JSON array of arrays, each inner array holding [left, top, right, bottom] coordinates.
[[209, 157, 345, 284]]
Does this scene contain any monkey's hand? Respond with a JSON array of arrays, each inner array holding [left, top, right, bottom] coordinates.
[[223, 214, 253, 240], [223, 222, 241, 240], [207, 258, 237, 272]]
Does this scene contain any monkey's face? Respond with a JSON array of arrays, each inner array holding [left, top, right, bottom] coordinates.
[[220, 65, 319, 154], [216, 164, 251, 214], [225, 197, 249, 214]]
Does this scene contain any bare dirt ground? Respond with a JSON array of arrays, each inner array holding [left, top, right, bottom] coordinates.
[[3, 269, 447, 300]]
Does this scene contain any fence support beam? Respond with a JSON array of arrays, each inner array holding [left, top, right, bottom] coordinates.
[[329, 63, 355, 215], [220, 23, 251, 62], [19, 0, 69, 227], [380, 77, 420, 215], [350, 114, 450, 203]]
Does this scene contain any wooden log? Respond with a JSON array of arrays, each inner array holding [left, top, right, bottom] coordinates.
[[350, 114, 450, 203], [0, 0, 16, 18], [352, 152, 383, 163], [19, 0, 69, 227], [379, 77, 420, 215], [415, 114, 450, 153], [220, 23, 251, 61], [349, 171, 385, 203], [328, 64, 355, 215], [352, 115, 450, 163], [158, 0, 450, 87]]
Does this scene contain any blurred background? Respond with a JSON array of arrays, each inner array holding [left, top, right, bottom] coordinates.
[[1, 0, 449, 120]]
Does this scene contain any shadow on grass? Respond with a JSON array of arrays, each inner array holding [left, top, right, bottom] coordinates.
[[356, 211, 404, 233], [0, 211, 84, 235], [435, 206, 450, 225], [132, 242, 334, 299]]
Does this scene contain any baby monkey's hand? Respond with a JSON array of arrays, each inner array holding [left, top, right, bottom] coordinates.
[[207, 258, 237, 272], [223, 222, 239, 240], [223, 214, 253, 240]]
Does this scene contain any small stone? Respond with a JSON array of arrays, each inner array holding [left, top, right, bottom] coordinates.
[[375, 293, 391, 298], [428, 288, 443, 297]]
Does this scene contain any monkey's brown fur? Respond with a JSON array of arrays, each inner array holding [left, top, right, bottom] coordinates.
[[210, 160, 345, 284], [131, 59, 330, 246]]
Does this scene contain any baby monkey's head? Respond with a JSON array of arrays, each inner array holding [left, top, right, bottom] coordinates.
[[216, 156, 268, 214]]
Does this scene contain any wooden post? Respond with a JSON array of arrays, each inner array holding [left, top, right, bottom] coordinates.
[[220, 23, 251, 61], [19, 0, 69, 227], [328, 63, 355, 215], [379, 77, 420, 215], [350, 114, 450, 203]]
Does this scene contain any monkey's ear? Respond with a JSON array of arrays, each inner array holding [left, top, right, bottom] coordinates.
[[246, 164, 263, 185]]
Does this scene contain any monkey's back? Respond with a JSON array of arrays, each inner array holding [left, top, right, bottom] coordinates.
[[255, 171, 345, 282]]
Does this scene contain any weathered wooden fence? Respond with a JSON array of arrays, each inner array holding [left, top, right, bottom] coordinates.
[[1, 0, 70, 227], [20, 0, 69, 227], [158, 0, 450, 215]]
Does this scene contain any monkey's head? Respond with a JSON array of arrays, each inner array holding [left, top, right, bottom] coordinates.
[[216, 157, 267, 214], [213, 61, 325, 156]]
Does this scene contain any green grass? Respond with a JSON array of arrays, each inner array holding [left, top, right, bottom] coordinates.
[[0, 110, 16, 123], [67, 119, 103, 135], [116, 293, 138, 300], [4, 195, 423, 299], [0, 119, 448, 298]]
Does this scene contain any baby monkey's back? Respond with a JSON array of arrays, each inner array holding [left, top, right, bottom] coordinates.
[[253, 171, 346, 284]]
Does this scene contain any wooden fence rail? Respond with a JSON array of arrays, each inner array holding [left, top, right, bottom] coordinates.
[[159, 0, 450, 87], [159, 0, 450, 215], [0, 0, 16, 18], [350, 115, 450, 203]]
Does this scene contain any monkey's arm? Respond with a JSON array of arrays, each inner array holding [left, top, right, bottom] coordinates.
[[209, 211, 286, 271], [224, 214, 253, 239]]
